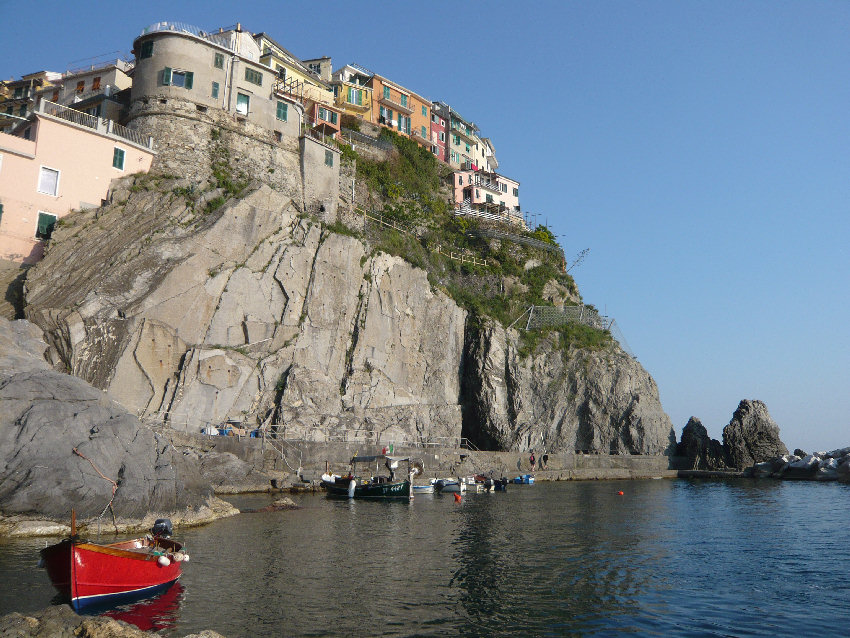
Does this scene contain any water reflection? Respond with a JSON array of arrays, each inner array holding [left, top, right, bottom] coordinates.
[[94, 582, 183, 632]]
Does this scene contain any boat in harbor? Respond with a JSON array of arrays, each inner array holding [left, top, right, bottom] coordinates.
[[412, 479, 436, 494], [434, 478, 466, 494], [320, 455, 422, 500], [513, 474, 535, 484], [39, 514, 188, 611]]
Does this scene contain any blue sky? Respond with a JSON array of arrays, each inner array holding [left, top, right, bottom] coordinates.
[[3, 1, 848, 452]]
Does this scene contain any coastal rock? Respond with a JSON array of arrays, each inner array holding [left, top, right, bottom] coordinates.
[[462, 319, 675, 454], [722, 400, 788, 469], [676, 417, 727, 470], [0, 605, 226, 637], [0, 317, 229, 531]]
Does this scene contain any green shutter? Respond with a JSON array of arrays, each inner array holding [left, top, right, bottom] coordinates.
[[112, 147, 125, 169], [347, 87, 353, 103], [184, 72, 193, 90], [36, 212, 56, 239], [277, 101, 287, 121], [212, 82, 219, 99], [383, 86, 390, 99], [331, 112, 338, 125], [162, 67, 172, 86]]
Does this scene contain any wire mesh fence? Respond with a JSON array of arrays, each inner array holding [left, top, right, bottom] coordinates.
[[523, 305, 635, 358]]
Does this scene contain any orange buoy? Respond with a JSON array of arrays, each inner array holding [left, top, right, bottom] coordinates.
[[454, 493, 462, 503], [617, 491, 624, 496]]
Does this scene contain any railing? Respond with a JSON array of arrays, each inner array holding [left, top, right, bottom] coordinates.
[[66, 58, 133, 76], [454, 206, 527, 230], [110, 120, 151, 147], [273, 77, 305, 104], [467, 227, 563, 256], [139, 22, 234, 51], [42, 100, 98, 130], [340, 127, 393, 151], [433, 245, 488, 267]]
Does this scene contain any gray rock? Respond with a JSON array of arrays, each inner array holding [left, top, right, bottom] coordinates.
[[722, 400, 788, 469], [462, 319, 675, 454], [0, 318, 222, 531], [676, 417, 728, 470]]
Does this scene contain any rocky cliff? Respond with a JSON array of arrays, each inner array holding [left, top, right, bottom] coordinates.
[[21, 143, 675, 455]]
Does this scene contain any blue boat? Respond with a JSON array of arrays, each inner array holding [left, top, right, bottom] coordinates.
[[513, 474, 535, 484]]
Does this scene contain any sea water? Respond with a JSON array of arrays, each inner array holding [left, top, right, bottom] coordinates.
[[1, 479, 849, 636]]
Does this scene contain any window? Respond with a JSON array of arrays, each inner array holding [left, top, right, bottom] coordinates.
[[383, 86, 390, 99], [465, 144, 470, 152], [236, 93, 249, 115], [13, 87, 22, 99], [432, 114, 438, 123], [76, 81, 85, 94], [439, 132, 445, 142], [113, 147, 125, 170], [486, 194, 494, 203], [38, 167, 59, 196], [324, 150, 333, 167], [211, 81, 219, 99], [422, 105, 427, 117], [244, 67, 263, 86], [400, 94, 407, 108], [214, 53, 224, 69], [476, 189, 480, 198], [92, 76, 101, 91], [453, 135, 460, 145], [0, 202, 3, 226], [501, 183, 507, 193], [421, 125, 427, 138], [458, 175, 463, 185], [36, 212, 56, 240], [513, 187, 519, 197], [276, 101, 287, 121], [347, 87, 363, 106], [18, 105, 26, 116], [162, 68, 193, 89], [139, 40, 154, 59]]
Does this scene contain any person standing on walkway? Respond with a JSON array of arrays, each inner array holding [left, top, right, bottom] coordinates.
[[530, 451, 536, 472]]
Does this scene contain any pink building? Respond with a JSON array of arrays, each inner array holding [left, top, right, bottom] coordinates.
[[0, 101, 155, 263], [453, 169, 524, 228], [430, 109, 446, 163]]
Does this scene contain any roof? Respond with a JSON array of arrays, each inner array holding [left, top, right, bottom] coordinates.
[[253, 32, 331, 88]]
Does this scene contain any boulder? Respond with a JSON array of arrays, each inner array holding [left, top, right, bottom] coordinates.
[[0, 317, 231, 533], [676, 417, 728, 470], [722, 400, 788, 470]]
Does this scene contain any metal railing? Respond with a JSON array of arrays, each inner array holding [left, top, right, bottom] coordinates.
[[139, 22, 234, 51], [467, 227, 563, 256], [454, 206, 527, 230], [42, 100, 97, 130]]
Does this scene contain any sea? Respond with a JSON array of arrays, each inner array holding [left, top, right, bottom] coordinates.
[[1, 479, 849, 637]]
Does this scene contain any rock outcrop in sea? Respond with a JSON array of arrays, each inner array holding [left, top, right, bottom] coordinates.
[[677, 400, 788, 470], [0, 317, 237, 535]]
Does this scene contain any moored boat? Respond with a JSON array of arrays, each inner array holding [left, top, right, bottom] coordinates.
[[320, 455, 422, 500], [434, 478, 466, 494], [40, 515, 188, 611]]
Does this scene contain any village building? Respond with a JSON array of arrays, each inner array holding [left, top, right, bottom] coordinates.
[[453, 168, 523, 228], [0, 71, 63, 134], [0, 100, 155, 263], [429, 106, 447, 162], [254, 33, 334, 107], [368, 71, 431, 147], [331, 64, 374, 125], [48, 59, 134, 122]]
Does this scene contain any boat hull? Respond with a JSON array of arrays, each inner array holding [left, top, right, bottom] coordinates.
[[41, 538, 182, 611], [321, 479, 412, 499]]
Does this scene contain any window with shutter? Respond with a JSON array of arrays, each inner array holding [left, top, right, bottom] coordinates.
[[236, 93, 250, 115], [113, 147, 125, 170], [36, 212, 56, 240], [276, 101, 287, 121], [139, 40, 154, 59], [383, 86, 390, 99], [162, 67, 172, 85], [212, 82, 219, 99]]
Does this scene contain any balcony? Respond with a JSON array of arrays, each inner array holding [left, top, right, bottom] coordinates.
[[335, 94, 370, 112], [273, 77, 306, 104], [474, 178, 501, 194], [450, 121, 477, 144], [377, 93, 413, 115], [410, 130, 431, 146]]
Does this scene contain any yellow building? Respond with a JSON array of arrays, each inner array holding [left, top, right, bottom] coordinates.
[[331, 64, 373, 124], [253, 33, 334, 107]]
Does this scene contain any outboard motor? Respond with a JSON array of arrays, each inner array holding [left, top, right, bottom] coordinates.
[[152, 518, 173, 538]]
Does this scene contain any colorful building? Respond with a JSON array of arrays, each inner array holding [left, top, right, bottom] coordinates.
[[453, 169, 523, 228], [0, 101, 155, 263], [254, 32, 334, 107], [433, 101, 484, 169], [366, 71, 431, 145], [0, 71, 63, 134], [50, 60, 133, 122], [331, 64, 374, 125]]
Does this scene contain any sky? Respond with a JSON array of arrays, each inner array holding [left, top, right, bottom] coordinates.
[[2, 1, 848, 452]]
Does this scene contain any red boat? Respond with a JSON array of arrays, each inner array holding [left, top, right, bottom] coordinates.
[[40, 514, 188, 611]]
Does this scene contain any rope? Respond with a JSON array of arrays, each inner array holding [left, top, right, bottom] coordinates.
[[72, 447, 118, 531]]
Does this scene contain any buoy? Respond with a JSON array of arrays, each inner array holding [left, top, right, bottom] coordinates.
[[617, 491, 624, 496], [157, 555, 171, 567], [454, 493, 462, 503]]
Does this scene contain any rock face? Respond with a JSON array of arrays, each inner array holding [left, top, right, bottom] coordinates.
[[676, 417, 727, 470], [0, 317, 223, 531], [751, 448, 850, 481], [722, 400, 788, 469], [462, 320, 676, 454], [25, 183, 465, 447]]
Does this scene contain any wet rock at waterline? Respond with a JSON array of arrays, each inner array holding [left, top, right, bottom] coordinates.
[[751, 448, 850, 482]]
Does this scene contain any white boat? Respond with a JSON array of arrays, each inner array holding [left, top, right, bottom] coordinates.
[[412, 483, 435, 494], [434, 478, 466, 493]]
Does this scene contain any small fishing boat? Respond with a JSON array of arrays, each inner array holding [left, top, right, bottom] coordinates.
[[412, 479, 436, 494], [40, 514, 188, 611], [434, 478, 466, 494], [321, 455, 422, 500], [513, 474, 535, 484]]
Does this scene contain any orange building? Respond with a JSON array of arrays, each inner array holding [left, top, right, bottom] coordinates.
[[367, 73, 431, 150]]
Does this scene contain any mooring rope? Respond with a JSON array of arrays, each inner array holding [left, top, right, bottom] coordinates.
[[72, 447, 118, 532]]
